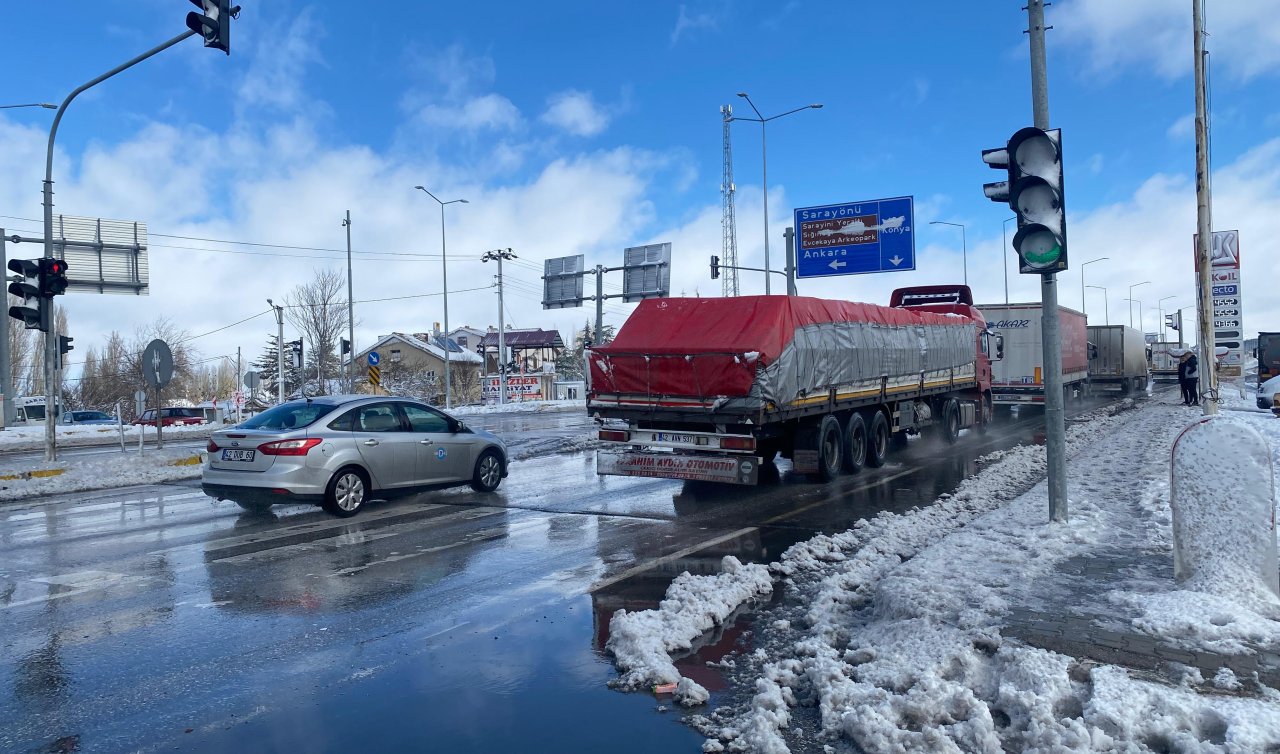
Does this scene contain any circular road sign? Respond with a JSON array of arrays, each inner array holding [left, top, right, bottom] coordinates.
[[141, 339, 174, 389], [368, 351, 380, 366]]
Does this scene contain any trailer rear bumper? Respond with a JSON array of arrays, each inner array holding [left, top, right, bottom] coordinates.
[[596, 450, 760, 485]]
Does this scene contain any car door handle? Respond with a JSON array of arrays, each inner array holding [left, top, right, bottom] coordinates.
[[363, 439, 380, 446], [419, 439, 434, 446]]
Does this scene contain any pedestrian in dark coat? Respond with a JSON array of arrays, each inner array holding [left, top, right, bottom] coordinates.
[[1184, 353, 1199, 405], [1177, 352, 1199, 405]]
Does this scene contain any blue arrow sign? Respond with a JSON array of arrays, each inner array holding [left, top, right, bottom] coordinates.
[[368, 351, 380, 366], [794, 196, 915, 278]]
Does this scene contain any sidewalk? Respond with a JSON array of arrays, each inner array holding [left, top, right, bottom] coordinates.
[[606, 392, 1280, 752]]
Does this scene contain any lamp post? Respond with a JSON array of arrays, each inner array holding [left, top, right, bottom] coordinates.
[[929, 221, 967, 287], [267, 299, 285, 405], [1123, 297, 1146, 334], [1128, 281, 1151, 329], [1001, 216, 1015, 305], [1157, 295, 1176, 342], [730, 93, 822, 295], [1080, 257, 1108, 322], [414, 185, 468, 409], [1085, 285, 1108, 326]]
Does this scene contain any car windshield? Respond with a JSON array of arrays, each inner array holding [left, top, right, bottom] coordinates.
[[238, 402, 338, 431], [77, 412, 111, 421]]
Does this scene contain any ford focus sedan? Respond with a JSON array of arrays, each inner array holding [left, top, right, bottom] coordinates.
[[201, 395, 508, 517]]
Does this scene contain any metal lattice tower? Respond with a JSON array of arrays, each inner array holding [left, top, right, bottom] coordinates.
[[720, 104, 740, 297]]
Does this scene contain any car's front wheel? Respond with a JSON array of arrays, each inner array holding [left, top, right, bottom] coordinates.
[[471, 450, 504, 492], [323, 467, 369, 517]]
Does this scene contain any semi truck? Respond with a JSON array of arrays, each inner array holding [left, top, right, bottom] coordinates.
[[586, 285, 1000, 485], [1258, 332, 1280, 387], [976, 303, 1089, 407], [1149, 341, 1182, 381], [1086, 325, 1150, 394]]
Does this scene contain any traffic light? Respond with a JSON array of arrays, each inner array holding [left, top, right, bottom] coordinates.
[[57, 335, 73, 369], [340, 338, 351, 355], [7, 258, 48, 332], [40, 257, 69, 297], [185, 0, 237, 54], [1166, 312, 1181, 332], [710, 255, 720, 280], [289, 340, 303, 369], [983, 127, 1068, 274]]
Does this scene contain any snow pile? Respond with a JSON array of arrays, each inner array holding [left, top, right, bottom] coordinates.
[[0, 448, 205, 502], [452, 399, 585, 417], [607, 556, 772, 695], [688, 397, 1280, 752], [0, 422, 215, 451]]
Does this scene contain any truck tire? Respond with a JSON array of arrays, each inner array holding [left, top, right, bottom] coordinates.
[[865, 410, 889, 468], [842, 413, 867, 474], [942, 400, 961, 445], [815, 415, 842, 482]]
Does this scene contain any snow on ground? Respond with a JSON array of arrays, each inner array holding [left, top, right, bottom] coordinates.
[[452, 399, 585, 416], [611, 392, 1280, 752], [0, 448, 205, 502], [0, 422, 215, 451]]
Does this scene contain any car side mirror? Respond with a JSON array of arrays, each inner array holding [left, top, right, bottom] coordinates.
[[450, 419, 464, 433], [995, 334, 1005, 362]]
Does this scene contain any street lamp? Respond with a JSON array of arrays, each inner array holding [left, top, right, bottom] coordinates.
[[1085, 285, 1108, 326], [0, 103, 56, 110], [267, 299, 285, 405], [1080, 257, 1109, 321], [1001, 216, 1015, 305], [1123, 297, 1146, 334], [1157, 295, 1176, 341], [929, 221, 967, 287], [414, 185, 468, 409], [1128, 281, 1151, 329], [730, 93, 822, 295]]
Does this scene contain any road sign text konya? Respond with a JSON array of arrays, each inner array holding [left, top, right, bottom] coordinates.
[[794, 196, 915, 279]]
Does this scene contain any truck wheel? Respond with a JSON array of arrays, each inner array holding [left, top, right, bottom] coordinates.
[[865, 411, 889, 468], [1120, 379, 1132, 396], [815, 415, 842, 482], [976, 395, 993, 435], [842, 413, 867, 474], [943, 401, 961, 445]]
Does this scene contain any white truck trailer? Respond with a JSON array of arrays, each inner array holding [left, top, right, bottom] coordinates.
[[977, 303, 1089, 407], [1086, 325, 1150, 394]]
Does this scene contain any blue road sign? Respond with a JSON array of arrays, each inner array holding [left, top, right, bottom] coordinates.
[[368, 351, 380, 366], [794, 196, 915, 278]]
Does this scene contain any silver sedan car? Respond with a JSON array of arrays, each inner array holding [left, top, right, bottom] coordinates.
[[201, 395, 508, 517]]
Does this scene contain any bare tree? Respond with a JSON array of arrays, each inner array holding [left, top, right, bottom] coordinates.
[[285, 269, 350, 396], [7, 295, 34, 396]]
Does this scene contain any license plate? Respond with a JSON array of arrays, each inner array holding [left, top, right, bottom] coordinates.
[[653, 432, 696, 444], [222, 449, 256, 462]]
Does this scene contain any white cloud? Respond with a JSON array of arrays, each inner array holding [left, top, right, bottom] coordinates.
[[541, 90, 610, 137], [415, 94, 522, 132], [1167, 113, 1195, 141], [236, 9, 324, 113], [671, 4, 720, 45], [1056, 0, 1280, 81], [1085, 153, 1105, 175]]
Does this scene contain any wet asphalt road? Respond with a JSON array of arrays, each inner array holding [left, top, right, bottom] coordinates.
[[0, 399, 1131, 753]]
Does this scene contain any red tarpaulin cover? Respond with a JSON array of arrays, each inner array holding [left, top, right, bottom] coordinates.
[[589, 296, 971, 400]]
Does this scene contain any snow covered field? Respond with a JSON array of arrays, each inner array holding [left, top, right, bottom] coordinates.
[[0, 422, 214, 451], [608, 394, 1280, 752]]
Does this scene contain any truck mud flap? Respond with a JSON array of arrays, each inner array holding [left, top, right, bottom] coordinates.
[[596, 450, 760, 485]]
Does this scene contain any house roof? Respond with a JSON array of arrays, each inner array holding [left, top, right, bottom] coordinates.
[[358, 332, 483, 364], [478, 328, 565, 349]]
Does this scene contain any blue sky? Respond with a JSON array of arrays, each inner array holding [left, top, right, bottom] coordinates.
[[1, 0, 1278, 380]]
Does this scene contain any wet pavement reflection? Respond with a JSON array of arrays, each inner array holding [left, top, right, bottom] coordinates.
[[0, 399, 1129, 752]]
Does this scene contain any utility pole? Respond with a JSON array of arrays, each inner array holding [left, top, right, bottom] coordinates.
[[1027, 0, 1068, 522], [0, 230, 11, 429], [343, 210, 355, 394], [236, 347, 242, 423], [483, 248, 517, 406], [1192, 0, 1217, 415], [268, 300, 284, 404]]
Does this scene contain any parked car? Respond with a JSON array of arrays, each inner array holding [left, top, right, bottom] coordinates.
[[134, 407, 206, 427], [201, 395, 509, 517], [1258, 375, 1280, 414], [60, 410, 117, 426]]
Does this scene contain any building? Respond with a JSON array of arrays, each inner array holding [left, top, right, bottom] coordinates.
[[448, 325, 487, 353], [478, 327, 565, 375], [353, 332, 484, 404]]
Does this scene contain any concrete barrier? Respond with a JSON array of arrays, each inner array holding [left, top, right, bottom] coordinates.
[[1171, 415, 1278, 598]]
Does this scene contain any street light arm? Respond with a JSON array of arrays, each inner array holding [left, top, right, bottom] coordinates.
[[763, 104, 822, 122], [0, 103, 57, 110], [737, 92, 764, 120]]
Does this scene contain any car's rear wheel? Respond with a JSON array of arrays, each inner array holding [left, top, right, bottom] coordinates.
[[471, 450, 504, 492], [323, 467, 369, 517]]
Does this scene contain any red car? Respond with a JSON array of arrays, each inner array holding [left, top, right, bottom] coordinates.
[[134, 407, 206, 427]]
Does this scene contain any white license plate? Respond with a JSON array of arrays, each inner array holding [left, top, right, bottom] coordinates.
[[222, 449, 256, 462], [653, 432, 696, 444]]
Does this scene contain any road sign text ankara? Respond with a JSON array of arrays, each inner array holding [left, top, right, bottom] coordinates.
[[794, 196, 915, 278]]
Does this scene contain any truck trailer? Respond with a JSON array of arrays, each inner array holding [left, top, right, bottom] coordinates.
[[1258, 332, 1280, 387], [586, 285, 999, 485], [1086, 325, 1150, 394], [976, 303, 1089, 406], [1149, 341, 1182, 381]]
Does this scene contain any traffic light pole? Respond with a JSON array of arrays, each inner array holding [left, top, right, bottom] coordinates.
[[1028, 0, 1068, 522], [344, 210, 355, 395], [40, 28, 198, 462], [0, 231, 11, 429]]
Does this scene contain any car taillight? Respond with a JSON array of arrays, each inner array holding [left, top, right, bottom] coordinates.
[[207, 439, 220, 452], [721, 436, 756, 451], [258, 438, 323, 456], [599, 430, 630, 442]]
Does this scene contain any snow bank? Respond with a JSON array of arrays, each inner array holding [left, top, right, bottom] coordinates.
[[0, 448, 205, 501], [606, 556, 773, 691], [0, 422, 214, 451], [452, 399, 585, 417], [688, 395, 1280, 752]]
